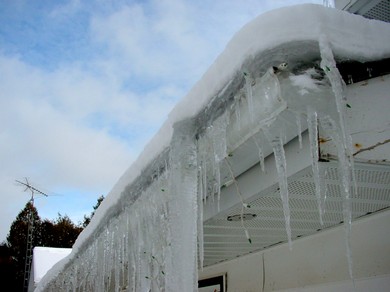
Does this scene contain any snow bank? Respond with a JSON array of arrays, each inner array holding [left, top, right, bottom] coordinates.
[[36, 4, 390, 291]]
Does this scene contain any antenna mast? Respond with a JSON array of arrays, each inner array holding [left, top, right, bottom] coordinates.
[[16, 178, 48, 292]]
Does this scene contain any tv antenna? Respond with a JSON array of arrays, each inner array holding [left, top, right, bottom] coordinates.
[[16, 178, 48, 292]]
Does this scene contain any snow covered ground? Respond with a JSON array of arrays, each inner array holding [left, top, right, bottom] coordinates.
[[36, 4, 390, 291]]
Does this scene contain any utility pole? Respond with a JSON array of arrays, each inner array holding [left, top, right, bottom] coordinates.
[[16, 178, 48, 292]]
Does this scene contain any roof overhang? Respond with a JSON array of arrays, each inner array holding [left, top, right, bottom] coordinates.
[[336, 0, 390, 22]]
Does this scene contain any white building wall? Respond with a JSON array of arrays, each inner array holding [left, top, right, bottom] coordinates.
[[199, 209, 390, 291]]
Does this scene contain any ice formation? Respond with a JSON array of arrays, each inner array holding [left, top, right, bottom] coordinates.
[[36, 4, 390, 291]]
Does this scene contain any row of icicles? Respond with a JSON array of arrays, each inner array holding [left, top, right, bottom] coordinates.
[[196, 37, 355, 282]]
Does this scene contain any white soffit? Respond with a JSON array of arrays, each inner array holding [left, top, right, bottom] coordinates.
[[203, 161, 390, 267], [341, 0, 390, 22], [202, 71, 390, 267]]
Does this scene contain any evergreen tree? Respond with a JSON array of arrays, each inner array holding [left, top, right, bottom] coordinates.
[[6, 195, 104, 289], [82, 195, 104, 227], [50, 214, 83, 248], [0, 242, 17, 291], [6, 202, 42, 291], [40, 219, 56, 247]]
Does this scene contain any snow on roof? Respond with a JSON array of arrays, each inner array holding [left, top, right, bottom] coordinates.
[[31, 247, 72, 284], [83, 3, 390, 250], [37, 4, 390, 289]]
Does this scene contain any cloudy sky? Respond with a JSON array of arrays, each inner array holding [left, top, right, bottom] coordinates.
[[0, 0, 323, 241]]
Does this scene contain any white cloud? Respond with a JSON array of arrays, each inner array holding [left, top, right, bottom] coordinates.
[[0, 0, 322, 241], [0, 55, 134, 239], [89, 1, 215, 86], [48, 0, 82, 18], [0, 34, 186, 239]]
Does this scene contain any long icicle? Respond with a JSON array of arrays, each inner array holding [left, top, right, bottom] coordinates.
[[197, 147, 205, 270], [319, 35, 355, 283], [295, 112, 303, 149], [244, 72, 255, 122], [264, 129, 292, 249], [307, 107, 325, 225], [320, 115, 354, 283], [253, 137, 265, 172]]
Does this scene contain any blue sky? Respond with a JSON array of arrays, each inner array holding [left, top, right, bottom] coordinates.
[[0, 0, 322, 241]]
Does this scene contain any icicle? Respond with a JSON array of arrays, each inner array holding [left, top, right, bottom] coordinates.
[[319, 36, 348, 145], [253, 137, 265, 172], [207, 113, 227, 211], [114, 249, 120, 292], [320, 36, 355, 281], [198, 175, 205, 270], [320, 115, 354, 280], [215, 160, 221, 212], [323, 0, 335, 8], [210, 163, 215, 202], [264, 130, 292, 249], [307, 107, 326, 225], [72, 265, 78, 292], [235, 97, 242, 130], [319, 164, 328, 217], [212, 114, 228, 163], [130, 250, 136, 292], [244, 72, 255, 122], [295, 112, 303, 149], [212, 141, 221, 211], [122, 233, 127, 290], [202, 159, 208, 204], [198, 167, 204, 206], [166, 119, 199, 291], [164, 159, 169, 180]]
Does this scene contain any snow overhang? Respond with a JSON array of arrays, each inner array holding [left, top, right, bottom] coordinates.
[[96, 3, 390, 230]]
